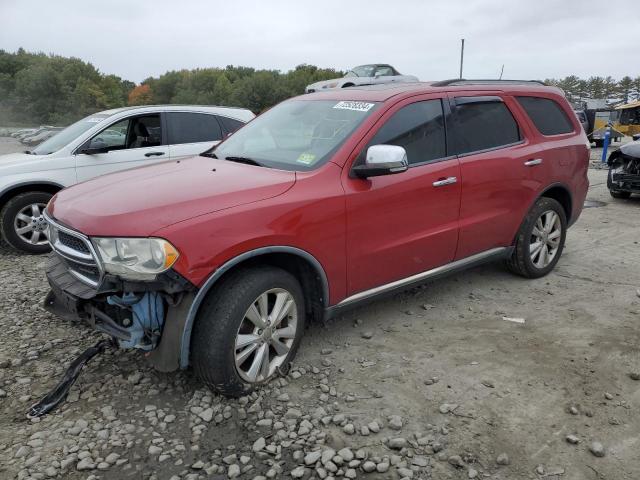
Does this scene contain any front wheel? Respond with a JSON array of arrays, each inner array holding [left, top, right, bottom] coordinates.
[[0, 191, 53, 254], [191, 266, 305, 396], [506, 197, 567, 278]]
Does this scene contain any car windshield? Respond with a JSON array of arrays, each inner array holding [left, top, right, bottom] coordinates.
[[211, 100, 379, 171], [346, 65, 376, 78], [31, 114, 110, 155]]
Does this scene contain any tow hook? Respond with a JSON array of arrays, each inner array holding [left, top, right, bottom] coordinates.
[[27, 338, 115, 418]]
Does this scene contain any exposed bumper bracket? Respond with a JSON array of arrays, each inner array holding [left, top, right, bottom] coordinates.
[[27, 338, 115, 418]]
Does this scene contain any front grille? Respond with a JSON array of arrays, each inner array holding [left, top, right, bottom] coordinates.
[[612, 173, 640, 187], [45, 213, 102, 287], [58, 230, 91, 254], [62, 258, 101, 284]]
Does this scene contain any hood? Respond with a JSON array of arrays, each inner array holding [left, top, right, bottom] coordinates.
[[49, 156, 296, 237], [0, 152, 63, 175], [620, 141, 640, 158]]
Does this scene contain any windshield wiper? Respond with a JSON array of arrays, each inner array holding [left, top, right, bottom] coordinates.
[[200, 151, 218, 158], [224, 156, 266, 167]]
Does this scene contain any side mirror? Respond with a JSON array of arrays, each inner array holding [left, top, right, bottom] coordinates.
[[80, 147, 109, 155], [352, 145, 409, 178]]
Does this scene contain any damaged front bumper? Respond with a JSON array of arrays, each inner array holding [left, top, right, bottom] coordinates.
[[44, 252, 196, 372], [608, 144, 640, 194]]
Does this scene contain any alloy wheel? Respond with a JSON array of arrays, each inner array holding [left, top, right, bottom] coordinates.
[[529, 210, 562, 269], [13, 203, 49, 246], [234, 288, 297, 383]]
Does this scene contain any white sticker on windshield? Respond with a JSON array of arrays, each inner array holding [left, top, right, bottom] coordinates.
[[86, 118, 103, 123], [333, 101, 375, 112]]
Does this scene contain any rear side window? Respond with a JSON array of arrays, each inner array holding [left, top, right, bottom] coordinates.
[[217, 116, 246, 134], [361, 99, 446, 165], [166, 112, 223, 145], [517, 96, 574, 135], [453, 99, 521, 155]]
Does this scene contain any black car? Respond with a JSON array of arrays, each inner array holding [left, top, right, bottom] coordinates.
[[607, 141, 640, 199]]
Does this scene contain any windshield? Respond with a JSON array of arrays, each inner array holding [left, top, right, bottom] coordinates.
[[31, 114, 110, 155], [212, 100, 379, 171], [346, 65, 376, 78]]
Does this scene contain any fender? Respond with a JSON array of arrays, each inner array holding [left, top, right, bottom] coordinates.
[[513, 182, 574, 243], [0, 180, 65, 205], [178, 246, 330, 369]]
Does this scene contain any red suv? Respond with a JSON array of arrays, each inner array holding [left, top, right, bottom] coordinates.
[[44, 80, 589, 395]]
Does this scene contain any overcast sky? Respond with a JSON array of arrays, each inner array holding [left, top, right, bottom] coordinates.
[[1, 0, 639, 83]]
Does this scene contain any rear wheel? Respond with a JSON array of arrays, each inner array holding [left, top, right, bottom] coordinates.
[[191, 266, 305, 396], [0, 191, 53, 254], [506, 197, 567, 278]]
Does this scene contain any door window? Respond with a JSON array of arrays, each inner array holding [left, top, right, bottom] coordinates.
[[375, 66, 394, 77], [359, 100, 446, 166], [89, 119, 128, 149], [87, 114, 162, 151], [516, 96, 575, 135], [166, 112, 223, 145], [453, 99, 521, 155]]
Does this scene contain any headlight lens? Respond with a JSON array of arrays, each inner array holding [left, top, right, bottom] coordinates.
[[92, 237, 179, 280]]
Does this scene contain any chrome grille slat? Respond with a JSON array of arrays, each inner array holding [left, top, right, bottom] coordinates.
[[44, 212, 103, 288]]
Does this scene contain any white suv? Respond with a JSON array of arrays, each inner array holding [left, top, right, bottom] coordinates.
[[0, 105, 254, 253]]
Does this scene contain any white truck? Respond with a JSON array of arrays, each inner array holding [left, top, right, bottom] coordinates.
[[0, 105, 254, 253]]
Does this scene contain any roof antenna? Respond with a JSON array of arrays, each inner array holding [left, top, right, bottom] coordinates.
[[459, 39, 465, 79], [499, 64, 504, 80]]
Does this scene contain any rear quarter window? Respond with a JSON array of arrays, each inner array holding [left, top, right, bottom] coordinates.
[[217, 116, 246, 134], [516, 96, 575, 136]]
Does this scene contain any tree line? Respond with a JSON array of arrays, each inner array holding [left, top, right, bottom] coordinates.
[[544, 75, 640, 105], [0, 49, 134, 125], [0, 49, 341, 125], [1, 48, 639, 126]]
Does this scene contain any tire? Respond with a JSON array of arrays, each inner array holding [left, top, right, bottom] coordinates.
[[506, 197, 567, 278], [0, 191, 53, 254], [191, 266, 306, 396], [609, 190, 631, 199]]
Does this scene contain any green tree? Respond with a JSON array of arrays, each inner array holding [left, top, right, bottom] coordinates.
[[617, 76, 633, 103]]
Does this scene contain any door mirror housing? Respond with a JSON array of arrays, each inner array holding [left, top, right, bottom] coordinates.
[[352, 144, 409, 178], [79, 146, 109, 155]]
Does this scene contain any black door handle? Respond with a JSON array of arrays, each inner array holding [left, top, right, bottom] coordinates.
[[145, 151, 165, 157]]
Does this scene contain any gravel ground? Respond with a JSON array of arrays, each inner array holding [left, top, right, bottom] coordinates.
[[0, 136, 639, 480]]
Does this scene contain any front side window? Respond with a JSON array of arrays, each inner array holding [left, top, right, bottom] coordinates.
[[516, 96, 574, 135], [212, 100, 379, 171], [375, 66, 394, 77], [167, 112, 223, 145], [454, 99, 521, 155], [358, 100, 446, 165], [87, 114, 161, 151]]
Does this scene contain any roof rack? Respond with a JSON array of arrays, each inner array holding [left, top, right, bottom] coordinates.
[[432, 79, 547, 87]]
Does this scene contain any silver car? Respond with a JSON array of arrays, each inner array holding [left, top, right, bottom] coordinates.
[[305, 64, 419, 93]]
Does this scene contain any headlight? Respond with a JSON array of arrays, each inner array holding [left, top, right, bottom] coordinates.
[[92, 237, 179, 281]]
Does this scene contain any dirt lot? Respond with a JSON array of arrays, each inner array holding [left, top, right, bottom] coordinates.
[[0, 136, 638, 480]]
